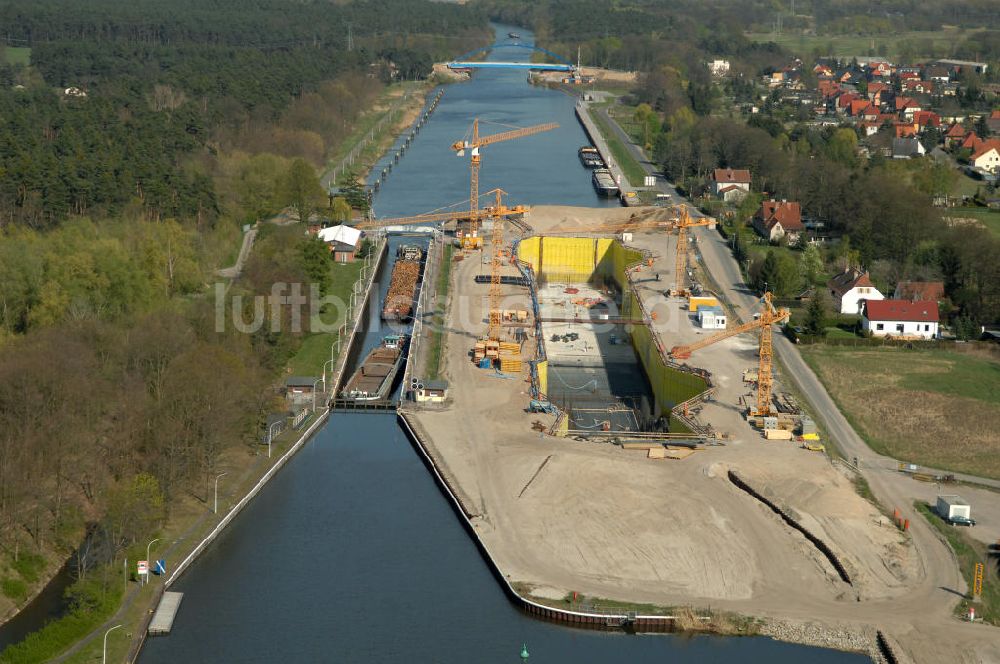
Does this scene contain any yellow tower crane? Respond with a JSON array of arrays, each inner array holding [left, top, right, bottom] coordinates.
[[670, 206, 716, 296], [669, 292, 790, 417], [356, 189, 526, 230], [452, 118, 558, 249]]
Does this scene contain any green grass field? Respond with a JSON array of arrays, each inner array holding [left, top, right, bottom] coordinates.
[[802, 346, 1000, 478], [287, 260, 364, 377], [588, 108, 647, 187], [916, 501, 1000, 625], [744, 27, 984, 59], [3, 47, 30, 66]]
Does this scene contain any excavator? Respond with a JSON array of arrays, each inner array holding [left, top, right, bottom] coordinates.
[[670, 292, 790, 417]]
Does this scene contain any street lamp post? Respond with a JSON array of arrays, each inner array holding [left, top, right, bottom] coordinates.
[[311, 379, 322, 412], [214, 472, 228, 514], [103, 624, 122, 664], [145, 538, 161, 585], [322, 359, 335, 393]]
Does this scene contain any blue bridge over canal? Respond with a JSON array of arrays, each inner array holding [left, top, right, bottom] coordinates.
[[447, 41, 576, 73]]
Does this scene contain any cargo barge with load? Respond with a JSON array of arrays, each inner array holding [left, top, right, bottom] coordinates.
[[381, 244, 424, 321], [591, 168, 619, 197], [578, 146, 604, 168], [340, 334, 408, 402]]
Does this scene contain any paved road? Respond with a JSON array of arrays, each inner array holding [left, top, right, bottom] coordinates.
[[590, 101, 1000, 660]]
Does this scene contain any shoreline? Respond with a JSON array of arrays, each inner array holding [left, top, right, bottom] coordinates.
[[395, 411, 879, 660], [0, 92, 415, 659]]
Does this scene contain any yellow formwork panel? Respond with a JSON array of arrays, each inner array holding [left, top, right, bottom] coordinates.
[[536, 359, 548, 397], [538, 237, 601, 283], [518, 236, 541, 273]]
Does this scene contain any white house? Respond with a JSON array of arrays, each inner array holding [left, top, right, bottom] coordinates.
[[862, 299, 939, 339], [712, 168, 751, 198], [971, 141, 1000, 174], [827, 268, 883, 314]]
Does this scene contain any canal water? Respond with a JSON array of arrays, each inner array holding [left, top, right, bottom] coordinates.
[[138, 23, 868, 664]]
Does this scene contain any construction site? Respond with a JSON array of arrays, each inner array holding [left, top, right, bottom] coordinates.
[[379, 116, 1000, 664]]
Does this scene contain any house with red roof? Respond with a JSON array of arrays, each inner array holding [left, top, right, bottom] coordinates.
[[712, 169, 751, 199], [944, 123, 967, 147], [828, 268, 884, 314], [971, 139, 1000, 174], [862, 299, 939, 339], [836, 92, 860, 114], [895, 122, 918, 138], [894, 281, 945, 303], [868, 61, 893, 77], [901, 79, 934, 95], [753, 200, 803, 243], [912, 110, 941, 132], [895, 96, 921, 119], [960, 131, 984, 152]]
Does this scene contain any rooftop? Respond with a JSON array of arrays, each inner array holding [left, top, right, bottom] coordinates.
[[863, 299, 939, 323]]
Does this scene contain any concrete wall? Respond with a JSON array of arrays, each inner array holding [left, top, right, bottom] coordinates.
[[518, 236, 706, 417]]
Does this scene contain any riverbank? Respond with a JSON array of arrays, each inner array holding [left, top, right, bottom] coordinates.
[[0, 152, 406, 664]]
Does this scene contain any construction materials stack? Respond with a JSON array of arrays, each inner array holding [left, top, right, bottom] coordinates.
[[382, 245, 423, 322], [499, 341, 521, 373]]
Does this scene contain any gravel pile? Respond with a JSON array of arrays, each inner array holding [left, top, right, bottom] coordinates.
[[761, 619, 881, 662]]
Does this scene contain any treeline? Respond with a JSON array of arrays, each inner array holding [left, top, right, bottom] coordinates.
[[0, 0, 488, 227]]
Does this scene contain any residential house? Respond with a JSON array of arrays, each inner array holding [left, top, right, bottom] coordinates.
[[894, 281, 945, 302], [960, 131, 984, 152], [866, 81, 890, 103], [836, 92, 860, 114], [895, 123, 919, 139], [895, 96, 921, 119], [862, 299, 940, 339], [912, 110, 941, 132], [923, 65, 952, 83], [753, 200, 803, 243], [814, 63, 834, 78], [901, 79, 934, 95], [944, 123, 968, 147], [317, 224, 362, 262], [867, 61, 893, 77], [987, 110, 1000, 135], [892, 137, 926, 158], [827, 268, 884, 314], [971, 140, 1000, 174], [712, 168, 751, 197]]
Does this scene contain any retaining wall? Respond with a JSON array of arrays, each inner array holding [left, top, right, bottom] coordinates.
[[397, 411, 678, 632]]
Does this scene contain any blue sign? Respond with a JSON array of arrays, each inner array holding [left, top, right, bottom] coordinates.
[[154, 560, 166, 575]]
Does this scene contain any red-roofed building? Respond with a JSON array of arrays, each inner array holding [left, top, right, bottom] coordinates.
[[898, 71, 920, 80], [868, 61, 892, 77], [849, 99, 872, 116], [894, 281, 945, 303], [944, 123, 967, 147], [895, 122, 918, 138], [837, 92, 860, 114], [814, 64, 834, 77], [912, 110, 941, 131], [895, 96, 921, 119], [901, 79, 934, 95], [961, 131, 984, 152], [862, 300, 939, 339], [818, 80, 842, 99], [828, 268, 884, 314], [712, 169, 751, 198], [753, 200, 803, 243], [971, 139, 1000, 174]]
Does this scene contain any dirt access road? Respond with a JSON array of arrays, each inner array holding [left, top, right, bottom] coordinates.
[[405, 210, 1000, 663]]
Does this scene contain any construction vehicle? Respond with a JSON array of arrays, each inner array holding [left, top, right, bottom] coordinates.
[[452, 118, 557, 249], [669, 207, 716, 297], [669, 292, 790, 417]]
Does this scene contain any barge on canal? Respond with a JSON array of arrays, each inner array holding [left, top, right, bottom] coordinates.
[[591, 168, 619, 197], [578, 146, 604, 168], [381, 244, 424, 322], [340, 334, 408, 402]]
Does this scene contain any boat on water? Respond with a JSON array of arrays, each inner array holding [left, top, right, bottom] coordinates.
[[381, 244, 424, 321], [578, 146, 604, 168], [340, 335, 408, 402], [508, 32, 521, 39], [591, 168, 619, 197]]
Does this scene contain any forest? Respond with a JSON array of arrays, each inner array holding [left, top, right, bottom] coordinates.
[[0, 0, 489, 655]]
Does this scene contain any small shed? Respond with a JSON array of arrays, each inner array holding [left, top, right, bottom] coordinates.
[[317, 225, 362, 263], [285, 376, 318, 395], [415, 380, 449, 403]]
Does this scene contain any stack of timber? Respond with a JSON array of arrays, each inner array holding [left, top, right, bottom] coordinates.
[[382, 246, 423, 321], [499, 341, 522, 373]]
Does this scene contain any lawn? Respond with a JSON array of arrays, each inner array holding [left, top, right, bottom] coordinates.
[[944, 207, 1000, 239], [588, 108, 647, 187], [801, 346, 1000, 479], [744, 27, 985, 59], [915, 501, 1000, 625], [286, 260, 364, 377], [424, 243, 454, 381], [4, 47, 30, 66]]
